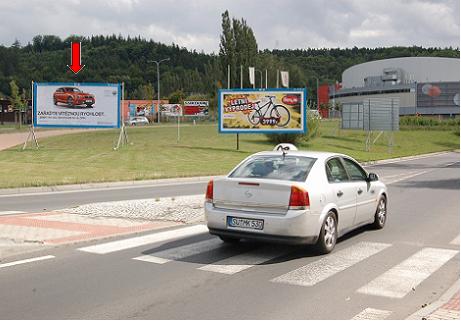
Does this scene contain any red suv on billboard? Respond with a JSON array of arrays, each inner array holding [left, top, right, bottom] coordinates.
[[53, 87, 95, 107]]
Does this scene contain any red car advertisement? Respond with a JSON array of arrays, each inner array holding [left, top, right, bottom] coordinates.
[[53, 87, 95, 108]]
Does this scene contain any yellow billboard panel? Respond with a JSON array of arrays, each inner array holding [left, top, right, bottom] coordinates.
[[218, 89, 307, 133]]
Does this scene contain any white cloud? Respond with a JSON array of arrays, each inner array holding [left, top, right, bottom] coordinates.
[[0, 0, 458, 52]]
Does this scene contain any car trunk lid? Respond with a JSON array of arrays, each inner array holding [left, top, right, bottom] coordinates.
[[212, 178, 293, 215]]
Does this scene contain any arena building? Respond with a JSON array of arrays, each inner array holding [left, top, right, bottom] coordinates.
[[330, 57, 460, 116]]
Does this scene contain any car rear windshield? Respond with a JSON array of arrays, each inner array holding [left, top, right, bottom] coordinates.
[[229, 155, 317, 182]]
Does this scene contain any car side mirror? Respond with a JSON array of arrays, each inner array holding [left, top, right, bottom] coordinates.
[[367, 173, 379, 182]]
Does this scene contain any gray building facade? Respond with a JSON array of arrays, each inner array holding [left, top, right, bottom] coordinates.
[[331, 57, 460, 116]]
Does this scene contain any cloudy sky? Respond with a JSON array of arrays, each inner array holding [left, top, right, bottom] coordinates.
[[0, 0, 458, 53]]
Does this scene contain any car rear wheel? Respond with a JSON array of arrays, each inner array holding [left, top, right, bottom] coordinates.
[[219, 235, 240, 244], [315, 211, 337, 254], [371, 196, 387, 229], [67, 97, 74, 107]]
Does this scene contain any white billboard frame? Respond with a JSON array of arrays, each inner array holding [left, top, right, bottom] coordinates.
[[33, 82, 121, 129]]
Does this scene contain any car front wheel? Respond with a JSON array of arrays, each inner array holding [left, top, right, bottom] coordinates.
[[371, 196, 387, 229], [315, 211, 337, 254]]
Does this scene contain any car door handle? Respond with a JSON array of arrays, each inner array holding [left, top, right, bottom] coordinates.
[[337, 191, 343, 197], [357, 189, 363, 195]]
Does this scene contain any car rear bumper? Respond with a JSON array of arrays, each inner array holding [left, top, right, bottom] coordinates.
[[205, 202, 322, 244], [208, 228, 318, 245]]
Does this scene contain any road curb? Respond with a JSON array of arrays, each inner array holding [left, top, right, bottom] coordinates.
[[361, 150, 453, 166], [0, 150, 455, 196], [406, 280, 460, 320]]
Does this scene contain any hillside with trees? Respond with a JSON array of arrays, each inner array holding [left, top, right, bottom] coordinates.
[[0, 10, 458, 105]]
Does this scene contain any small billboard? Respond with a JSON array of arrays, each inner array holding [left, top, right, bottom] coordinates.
[[33, 82, 121, 128], [218, 88, 307, 133], [160, 104, 182, 117], [183, 100, 209, 116]]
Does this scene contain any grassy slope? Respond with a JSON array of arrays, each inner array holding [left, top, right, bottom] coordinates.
[[0, 120, 458, 188]]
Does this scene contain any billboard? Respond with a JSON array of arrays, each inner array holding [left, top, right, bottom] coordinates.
[[218, 89, 307, 133], [183, 100, 209, 116], [160, 104, 182, 117], [341, 98, 399, 131], [34, 83, 121, 128]]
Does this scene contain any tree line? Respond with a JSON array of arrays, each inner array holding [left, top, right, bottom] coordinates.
[[0, 11, 458, 107]]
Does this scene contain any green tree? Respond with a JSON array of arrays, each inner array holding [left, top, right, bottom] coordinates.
[[168, 90, 186, 104], [9, 80, 27, 128], [219, 11, 259, 88]]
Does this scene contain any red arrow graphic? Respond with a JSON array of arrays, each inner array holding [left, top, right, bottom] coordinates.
[[67, 42, 85, 74]]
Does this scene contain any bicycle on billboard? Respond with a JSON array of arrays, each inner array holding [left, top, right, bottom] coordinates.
[[247, 96, 291, 127]]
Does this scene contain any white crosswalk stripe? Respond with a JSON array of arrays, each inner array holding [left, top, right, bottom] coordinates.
[[450, 235, 459, 245], [356, 247, 458, 298], [78, 225, 209, 254], [0, 211, 25, 216], [271, 242, 391, 287], [352, 308, 392, 320], [198, 246, 287, 275], [133, 238, 222, 264]]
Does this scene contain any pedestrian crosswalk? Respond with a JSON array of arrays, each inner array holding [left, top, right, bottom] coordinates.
[[198, 245, 287, 275], [271, 242, 391, 287], [356, 247, 458, 298], [78, 227, 459, 302]]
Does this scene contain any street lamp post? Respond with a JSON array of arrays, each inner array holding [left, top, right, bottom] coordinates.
[[148, 58, 170, 124]]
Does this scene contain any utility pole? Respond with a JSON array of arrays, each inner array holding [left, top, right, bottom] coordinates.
[[276, 69, 280, 88], [265, 69, 268, 89], [148, 58, 170, 124]]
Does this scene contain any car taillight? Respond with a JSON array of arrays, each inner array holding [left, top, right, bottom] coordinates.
[[289, 186, 310, 209], [205, 180, 213, 203]]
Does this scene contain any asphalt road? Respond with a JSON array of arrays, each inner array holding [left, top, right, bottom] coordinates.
[[0, 152, 459, 319]]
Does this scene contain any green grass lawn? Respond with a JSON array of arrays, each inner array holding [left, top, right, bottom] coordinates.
[[0, 120, 458, 188]]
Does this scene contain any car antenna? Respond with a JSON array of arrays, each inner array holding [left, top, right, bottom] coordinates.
[[277, 145, 289, 159]]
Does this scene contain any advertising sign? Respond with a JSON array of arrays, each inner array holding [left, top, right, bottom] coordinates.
[[34, 83, 120, 128], [183, 100, 209, 116], [218, 89, 307, 133], [160, 104, 182, 117]]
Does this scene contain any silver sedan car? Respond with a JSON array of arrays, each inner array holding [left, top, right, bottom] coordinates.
[[204, 144, 388, 254]]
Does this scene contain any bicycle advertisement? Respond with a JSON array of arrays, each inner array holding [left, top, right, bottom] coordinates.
[[218, 89, 307, 133]]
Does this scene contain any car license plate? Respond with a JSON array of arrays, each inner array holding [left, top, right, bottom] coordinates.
[[85, 100, 92, 103], [227, 216, 264, 230]]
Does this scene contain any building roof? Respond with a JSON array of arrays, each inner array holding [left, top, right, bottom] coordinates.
[[342, 57, 460, 88]]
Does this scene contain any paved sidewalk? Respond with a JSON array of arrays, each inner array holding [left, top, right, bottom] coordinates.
[[0, 210, 179, 260], [0, 128, 98, 151], [407, 280, 460, 320]]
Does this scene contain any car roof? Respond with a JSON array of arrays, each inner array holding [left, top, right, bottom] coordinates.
[[251, 150, 351, 162]]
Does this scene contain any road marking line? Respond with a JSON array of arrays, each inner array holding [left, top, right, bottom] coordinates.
[[450, 235, 459, 245], [385, 170, 429, 184], [0, 255, 55, 269], [352, 308, 392, 320], [133, 238, 222, 264], [356, 247, 458, 298], [271, 242, 391, 287], [198, 246, 287, 275], [78, 225, 209, 254], [0, 211, 25, 216]]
